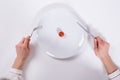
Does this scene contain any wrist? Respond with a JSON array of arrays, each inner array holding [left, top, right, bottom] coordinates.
[[99, 54, 118, 74], [98, 53, 110, 61], [99, 54, 113, 64], [12, 57, 25, 70]]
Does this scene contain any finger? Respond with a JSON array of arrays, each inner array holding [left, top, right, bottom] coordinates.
[[24, 36, 31, 48], [19, 37, 25, 44], [98, 37, 109, 45], [96, 36, 104, 45], [26, 36, 31, 40], [94, 38, 98, 49], [97, 36, 104, 42], [27, 38, 30, 49]]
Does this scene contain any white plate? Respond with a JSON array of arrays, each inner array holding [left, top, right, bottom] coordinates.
[[34, 4, 86, 59]]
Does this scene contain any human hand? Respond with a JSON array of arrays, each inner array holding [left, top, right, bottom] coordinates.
[[94, 36, 118, 74], [15, 36, 31, 60], [94, 36, 110, 59], [12, 36, 31, 69]]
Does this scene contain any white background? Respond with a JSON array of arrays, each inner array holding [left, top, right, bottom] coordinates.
[[0, 0, 120, 80]]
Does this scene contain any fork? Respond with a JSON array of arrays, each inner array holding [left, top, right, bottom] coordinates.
[[76, 22, 95, 38], [30, 26, 42, 37]]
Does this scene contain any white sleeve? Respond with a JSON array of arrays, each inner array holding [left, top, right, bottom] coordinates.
[[108, 69, 120, 80], [6, 68, 24, 80]]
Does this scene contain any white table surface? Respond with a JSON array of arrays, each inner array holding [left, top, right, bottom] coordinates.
[[0, 0, 120, 80]]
